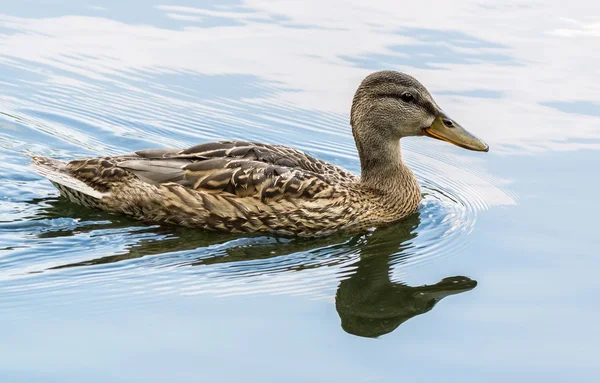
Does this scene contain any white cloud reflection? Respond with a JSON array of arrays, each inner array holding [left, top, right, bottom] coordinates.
[[165, 13, 204, 22]]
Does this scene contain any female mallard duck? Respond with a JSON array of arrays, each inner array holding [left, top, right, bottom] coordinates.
[[30, 71, 488, 237]]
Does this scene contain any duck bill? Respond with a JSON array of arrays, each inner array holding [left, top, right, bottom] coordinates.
[[424, 116, 489, 152]]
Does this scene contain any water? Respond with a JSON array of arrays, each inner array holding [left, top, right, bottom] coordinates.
[[1, 1, 599, 381]]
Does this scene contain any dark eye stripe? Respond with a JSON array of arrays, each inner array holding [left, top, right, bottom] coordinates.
[[377, 93, 437, 116], [376, 92, 413, 100], [377, 93, 417, 105]]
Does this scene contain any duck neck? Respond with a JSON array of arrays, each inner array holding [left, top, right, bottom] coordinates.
[[354, 132, 413, 191]]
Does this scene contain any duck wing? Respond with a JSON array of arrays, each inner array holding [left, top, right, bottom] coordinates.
[[136, 140, 356, 183], [68, 141, 355, 202]]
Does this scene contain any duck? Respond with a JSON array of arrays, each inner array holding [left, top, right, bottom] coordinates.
[[30, 70, 489, 237]]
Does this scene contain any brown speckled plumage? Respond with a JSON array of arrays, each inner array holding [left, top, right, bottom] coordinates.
[[29, 71, 488, 237]]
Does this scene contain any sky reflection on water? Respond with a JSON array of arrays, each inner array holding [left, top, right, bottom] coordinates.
[[0, 1, 599, 382], [1, 1, 600, 152]]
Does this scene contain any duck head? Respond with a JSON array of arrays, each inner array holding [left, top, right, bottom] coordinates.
[[350, 70, 489, 153]]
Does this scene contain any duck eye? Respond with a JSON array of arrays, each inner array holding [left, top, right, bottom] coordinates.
[[400, 92, 414, 102]]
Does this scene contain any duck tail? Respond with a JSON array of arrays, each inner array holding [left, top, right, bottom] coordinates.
[[29, 155, 106, 206]]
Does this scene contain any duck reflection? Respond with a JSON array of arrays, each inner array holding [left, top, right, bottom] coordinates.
[[336, 262, 476, 338], [34, 197, 477, 338], [334, 215, 477, 338]]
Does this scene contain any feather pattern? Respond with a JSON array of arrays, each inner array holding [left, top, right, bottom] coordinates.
[[30, 140, 422, 236], [30, 140, 417, 237]]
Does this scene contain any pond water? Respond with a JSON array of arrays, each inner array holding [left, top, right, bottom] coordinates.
[[1, 1, 599, 382]]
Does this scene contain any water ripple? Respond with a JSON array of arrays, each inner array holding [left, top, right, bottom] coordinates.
[[0, 14, 516, 312]]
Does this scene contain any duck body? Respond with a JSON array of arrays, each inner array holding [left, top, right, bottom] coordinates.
[[30, 70, 488, 237], [31, 140, 421, 237]]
